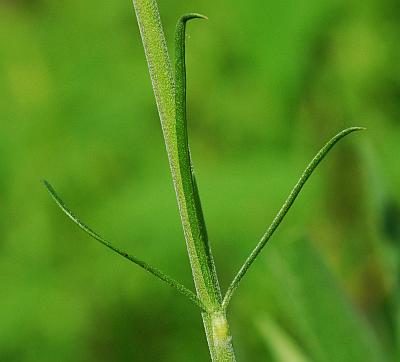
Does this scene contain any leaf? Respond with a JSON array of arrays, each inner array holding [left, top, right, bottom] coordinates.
[[174, 13, 222, 309], [223, 127, 365, 308], [43, 180, 207, 312]]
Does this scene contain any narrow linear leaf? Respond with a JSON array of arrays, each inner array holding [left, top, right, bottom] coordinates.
[[175, 14, 209, 248], [174, 14, 223, 308], [222, 127, 365, 309], [43, 180, 207, 312], [174, 15, 238, 359]]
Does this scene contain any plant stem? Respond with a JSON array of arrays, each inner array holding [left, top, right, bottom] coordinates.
[[203, 311, 236, 361], [131, 1, 235, 360]]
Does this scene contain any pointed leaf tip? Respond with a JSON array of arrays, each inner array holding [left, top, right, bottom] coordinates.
[[43, 180, 208, 312]]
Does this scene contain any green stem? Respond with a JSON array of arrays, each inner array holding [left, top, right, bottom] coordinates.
[[132, 0, 217, 310], [131, 1, 235, 360], [131, 0, 175, 140], [202, 311, 236, 362]]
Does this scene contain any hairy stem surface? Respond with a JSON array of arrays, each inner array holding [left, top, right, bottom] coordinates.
[[131, 1, 235, 360], [132, 0, 219, 311]]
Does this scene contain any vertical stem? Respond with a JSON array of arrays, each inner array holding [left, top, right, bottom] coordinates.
[[203, 312, 237, 361], [131, 1, 236, 360], [131, 0, 175, 145], [131, 0, 217, 311]]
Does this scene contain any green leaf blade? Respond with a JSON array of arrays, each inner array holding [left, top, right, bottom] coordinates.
[[222, 127, 365, 309], [174, 14, 222, 309], [43, 180, 207, 312]]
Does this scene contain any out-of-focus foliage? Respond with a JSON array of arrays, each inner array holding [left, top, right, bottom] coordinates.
[[0, 0, 399, 361]]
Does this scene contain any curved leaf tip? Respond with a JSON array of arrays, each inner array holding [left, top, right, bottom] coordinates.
[[179, 13, 208, 23]]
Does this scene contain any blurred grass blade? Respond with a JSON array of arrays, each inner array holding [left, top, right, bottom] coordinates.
[[256, 314, 310, 362], [222, 127, 365, 309], [43, 180, 207, 311], [263, 237, 385, 361]]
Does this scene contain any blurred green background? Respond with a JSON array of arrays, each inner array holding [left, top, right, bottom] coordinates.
[[1, 0, 399, 361]]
